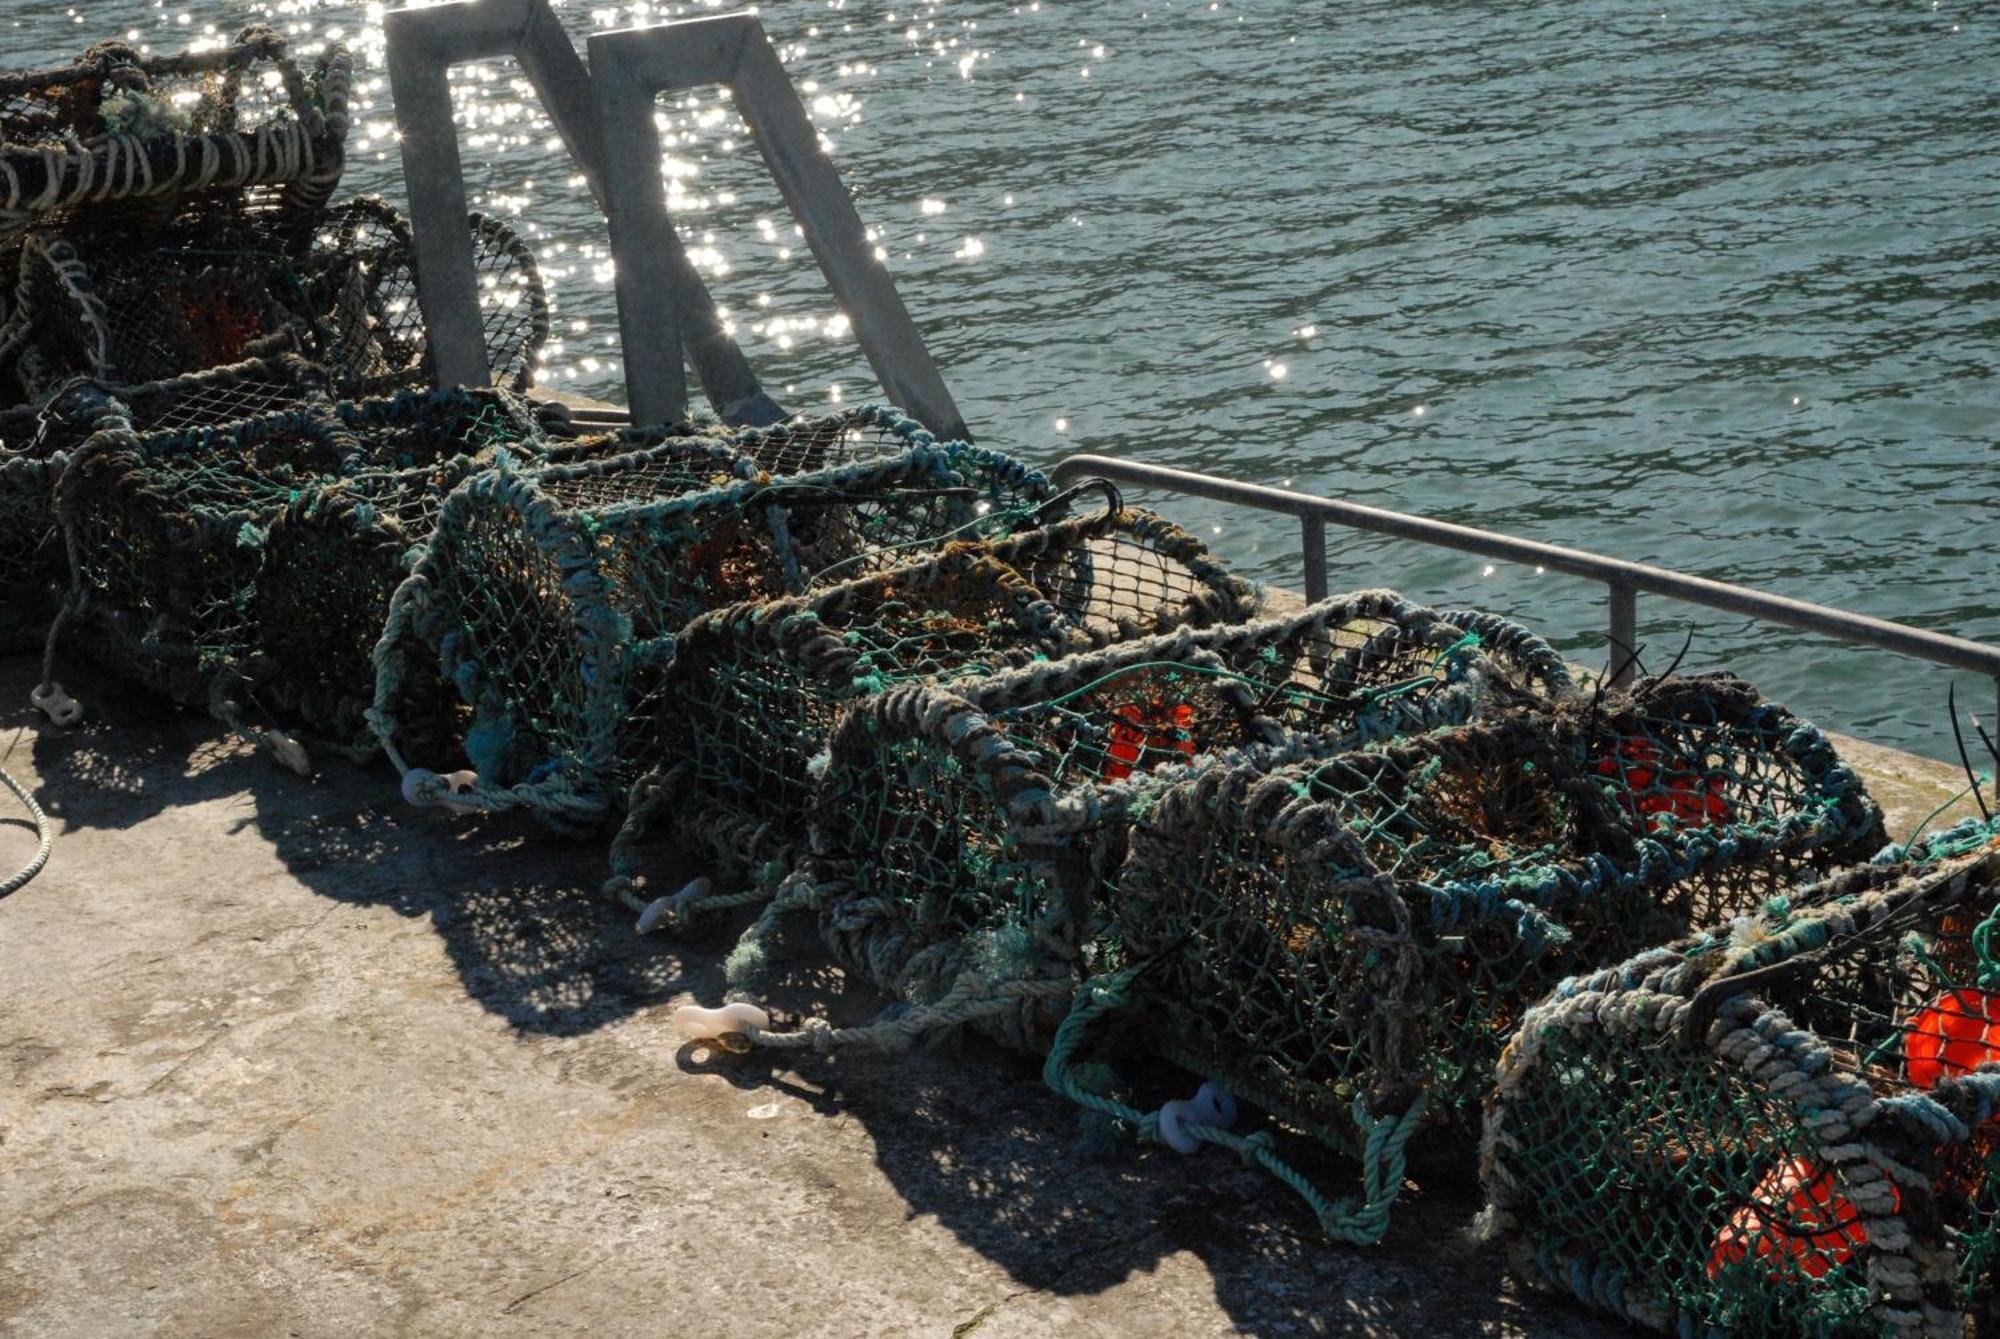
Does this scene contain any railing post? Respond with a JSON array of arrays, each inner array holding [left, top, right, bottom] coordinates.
[[1301, 514, 1328, 605], [1607, 580, 1638, 687]]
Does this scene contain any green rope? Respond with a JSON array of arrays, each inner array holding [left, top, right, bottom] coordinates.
[[1044, 964, 1424, 1245]]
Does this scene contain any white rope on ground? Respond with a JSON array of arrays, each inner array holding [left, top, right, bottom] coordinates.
[[0, 760, 51, 897]]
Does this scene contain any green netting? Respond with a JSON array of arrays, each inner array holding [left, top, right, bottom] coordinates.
[[611, 504, 1258, 918], [708, 590, 1569, 1056], [1480, 822, 2000, 1337], [0, 352, 328, 651], [0, 27, 351, 240], [1068, 673, 1883, 1242], [369, 406, 1053, 830], [44, 387, 548, 769], [239, 388, 587, 763]]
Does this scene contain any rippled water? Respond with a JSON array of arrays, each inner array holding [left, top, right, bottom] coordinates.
[[13, 1, 1998, 761]]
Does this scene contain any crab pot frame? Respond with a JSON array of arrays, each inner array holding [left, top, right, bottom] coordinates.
[[369, 409, 1052, 829], [1109, 674, 1886, 1173], [0, 26, 352, 242], [47, 388, 545, 752], [782, 591, 1570, 1053], [1480, 824, 2000, 1338], [647, 506, 1257, 887]]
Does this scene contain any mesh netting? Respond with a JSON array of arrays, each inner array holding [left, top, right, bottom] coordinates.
[[1, 196, 548, 405], [0, 451, 61, 650], [369, 407, 1053, 829], [240, 389, 559, 759], [759, 590, 1571, 1057], [1480, 821, 2000, 1337], [1111, 672, 1885, 1169], [0, 27, 351, 240], [46, 388, 548, 767], [636, 505, 1258, 899], [0, 352, 327, 652], [298, 197, 550, 397]]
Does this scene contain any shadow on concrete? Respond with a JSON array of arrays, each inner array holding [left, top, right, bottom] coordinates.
[[7, 650, 1622, 1336], [721, 927, 1621, 1339]]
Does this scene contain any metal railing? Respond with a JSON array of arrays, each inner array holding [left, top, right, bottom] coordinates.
[[1050, 453, 2000, 719]]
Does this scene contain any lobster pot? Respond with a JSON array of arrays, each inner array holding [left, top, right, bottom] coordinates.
[[1480, 824, 2000, 1338], [50, 392, 543, 727], [657, 507, 1256, 880], [299, 198, 550, 398], [0, 27, 351, 242], [0, 353, 329, 651], [242, 389, 569, 756], [1112, 674, 1886, 1165], [3, 197, 547, 404], [371, 412, 1051, 827], [2, 230, 302, 400], [793, 592, 1569, 1050]]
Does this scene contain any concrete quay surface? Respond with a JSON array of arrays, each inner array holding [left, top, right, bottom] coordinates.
[[0, 649, 1979, 1339]]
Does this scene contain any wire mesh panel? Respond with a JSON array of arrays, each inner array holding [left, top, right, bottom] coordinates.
[[640, 505, 1256, 898], [370, 408, 1052, 829], [1480, 821, 2000, 1338], [744, 591, 1570, 1054], [0, 26, 352, 241]]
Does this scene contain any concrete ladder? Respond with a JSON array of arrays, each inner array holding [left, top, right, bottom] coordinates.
[[383, 0, 969, 438]]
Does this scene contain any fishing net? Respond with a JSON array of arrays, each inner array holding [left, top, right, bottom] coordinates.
[[0, 352, 328, 652], [43, 387, 547, 768], [706, 591, 1569, 1060], [239, 388, 564, 763], [613, 504, 1259, 917], [1, 196, 548, 404], [370, 407, 1052, 830], [0, 26, 352, 240], [298, 197, 550, 397], [1070, 672, 1883, 1242], [1479, 819, 2000, 1338]]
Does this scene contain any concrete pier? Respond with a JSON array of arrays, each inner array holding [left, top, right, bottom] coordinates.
[[0, 648, 1978, 1338]]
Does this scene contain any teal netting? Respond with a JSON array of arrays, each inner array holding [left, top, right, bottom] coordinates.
[[45, 387, 547, 769], [718, 590, 1569, 1053], [613, 503, 1258, 917], [369, 406, 1053, 830], [1482, 826, 2000, 1337]]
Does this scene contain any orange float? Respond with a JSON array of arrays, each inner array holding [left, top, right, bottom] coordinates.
[[1707, 1157, 1886, 1281], [1597, 736, 1733, 830], [1102, 700, 1195, 781], [1904, 987, 2000, 1091]]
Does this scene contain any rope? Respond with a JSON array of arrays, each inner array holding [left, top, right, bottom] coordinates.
[[1043, 964, 1423, 1245], [0, 761, 51, 898]]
